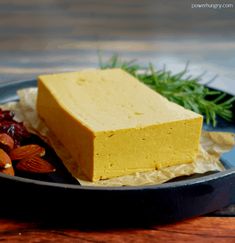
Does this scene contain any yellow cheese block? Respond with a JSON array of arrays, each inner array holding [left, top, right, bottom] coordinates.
[[37, 69, 203, 181]]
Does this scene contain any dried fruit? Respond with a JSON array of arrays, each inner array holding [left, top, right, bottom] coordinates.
[[10, 144, 45, 161], [0, 108, 30, 146], [0, 133, 14, 152], [16, 156, 56, 173], [0, 109, 14, 121], [0, 148, 12, 169], [0, 120, 30, 146], [0, 166, 15, 176]]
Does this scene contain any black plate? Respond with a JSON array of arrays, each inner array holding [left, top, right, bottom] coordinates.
[[0, 79, 235, 226]]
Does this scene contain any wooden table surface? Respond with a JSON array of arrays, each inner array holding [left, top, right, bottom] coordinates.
[[0, 0, 235, 242]]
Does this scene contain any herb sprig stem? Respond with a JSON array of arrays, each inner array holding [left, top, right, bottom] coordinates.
[[99, 55, 235, 127]]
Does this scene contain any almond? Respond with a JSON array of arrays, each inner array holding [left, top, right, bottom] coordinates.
[[16, 156, 56, 173], [10, 144, 45, 161], [0, 166, 15, 176], [0, 133, 14, 152], [0, 148, 12, 169]]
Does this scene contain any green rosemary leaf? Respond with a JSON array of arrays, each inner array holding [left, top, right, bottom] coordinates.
[[100, 55, 235, 127]]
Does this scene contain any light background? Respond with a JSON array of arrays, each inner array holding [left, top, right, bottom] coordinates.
[[0, 0, 234, 94]]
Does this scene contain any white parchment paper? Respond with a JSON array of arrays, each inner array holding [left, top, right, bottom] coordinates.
[[1, 88, 234, 186]]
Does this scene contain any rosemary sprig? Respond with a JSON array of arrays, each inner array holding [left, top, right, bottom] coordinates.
[[99, 55, 235, 127]]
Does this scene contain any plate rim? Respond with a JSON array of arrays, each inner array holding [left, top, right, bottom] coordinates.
[[0, 79, 235, 192], [0, 167, 235, 192], [0, 78, 37, 88]]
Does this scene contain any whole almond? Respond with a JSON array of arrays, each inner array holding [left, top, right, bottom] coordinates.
[[16, 156, 56, 173], [10, 144, 45, 161], [0, 148, 12, 169], [0, 133, 14, 152], [0, 166, 15, 176]]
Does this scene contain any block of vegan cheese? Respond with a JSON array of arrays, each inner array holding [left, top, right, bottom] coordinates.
[[37, 69, 203, 181]]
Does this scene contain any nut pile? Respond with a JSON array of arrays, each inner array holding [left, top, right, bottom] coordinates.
[[0, 133, 56, 176], [0, 108, 56, 176]]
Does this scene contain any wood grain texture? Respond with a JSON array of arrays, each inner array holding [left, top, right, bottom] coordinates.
[[0, 0, 234, 218], [0, 217, 234, 242], [0, 0, 234, 83]]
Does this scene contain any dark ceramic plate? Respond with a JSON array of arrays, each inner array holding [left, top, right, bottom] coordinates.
[[0, 79, 235, 226]]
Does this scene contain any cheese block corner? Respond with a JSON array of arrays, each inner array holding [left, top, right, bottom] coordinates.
[[37, 69, 203, 181]]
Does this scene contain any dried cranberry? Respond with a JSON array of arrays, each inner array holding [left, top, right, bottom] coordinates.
[[0, 108, 30, 146], [0, 108, 15, 121]]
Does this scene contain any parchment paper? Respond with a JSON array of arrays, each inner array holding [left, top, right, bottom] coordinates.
[[1, 88, 234, 186]]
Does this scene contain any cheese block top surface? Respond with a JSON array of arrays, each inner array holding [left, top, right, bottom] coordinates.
[[38, 69, 201, 132]]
